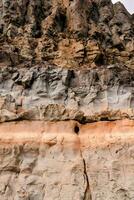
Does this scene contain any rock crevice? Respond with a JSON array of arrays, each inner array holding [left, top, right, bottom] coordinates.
[[82, 158, 92, 200]]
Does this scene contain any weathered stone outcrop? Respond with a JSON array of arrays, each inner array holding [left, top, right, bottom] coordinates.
[[0, 0, 134, 199], [0, 0, 134, 68], [1, 63, 134, 123]]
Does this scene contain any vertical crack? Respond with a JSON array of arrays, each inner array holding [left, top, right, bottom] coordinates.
[[74, 123, 92, 200], [83, 158, 92, 200]]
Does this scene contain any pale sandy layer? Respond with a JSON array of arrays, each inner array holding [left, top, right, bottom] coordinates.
[[0, 120, 134, 199]]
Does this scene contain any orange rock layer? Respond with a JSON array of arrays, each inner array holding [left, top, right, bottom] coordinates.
[[0, 120, 134, 147]]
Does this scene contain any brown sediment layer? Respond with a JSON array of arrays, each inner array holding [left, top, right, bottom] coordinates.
[[0, 0, 134, 68]]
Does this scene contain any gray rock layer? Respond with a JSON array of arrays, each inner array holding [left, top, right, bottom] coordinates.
[[0, 63, 134, 123]]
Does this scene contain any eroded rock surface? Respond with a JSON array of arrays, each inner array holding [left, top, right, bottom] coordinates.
[[1, 63, 134, 123], [0, 0, 134, 199], [0, 0, 134, 68]]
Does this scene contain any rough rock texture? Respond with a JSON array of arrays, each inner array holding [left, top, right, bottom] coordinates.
[[0, 0, 134, 199], [1, 63, 134, 123], [0, 0, 134, 68]]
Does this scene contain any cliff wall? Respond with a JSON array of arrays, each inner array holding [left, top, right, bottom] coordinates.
[[0, 0, 134, 199]]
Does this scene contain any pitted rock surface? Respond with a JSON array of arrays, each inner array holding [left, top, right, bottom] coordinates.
[[0, 0, 134, 68]]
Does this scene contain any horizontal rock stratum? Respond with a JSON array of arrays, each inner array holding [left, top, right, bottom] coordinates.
[[0, 0, 134, 199], [0, 120, 134, 199], [1, 64, 134, 124]]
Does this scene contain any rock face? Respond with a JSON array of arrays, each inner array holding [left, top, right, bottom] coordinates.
[[0, 0, 134, 199], [0, 120, 134, 200], [1, 63, 134, 123], [0, 0, 134, 68]]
